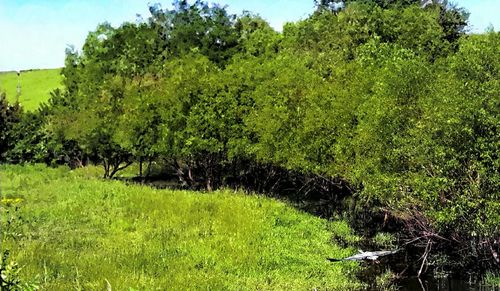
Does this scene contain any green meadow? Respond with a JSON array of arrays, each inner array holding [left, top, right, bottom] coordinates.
[[1, 164, 363, 290], [0, 69, 62, 111]]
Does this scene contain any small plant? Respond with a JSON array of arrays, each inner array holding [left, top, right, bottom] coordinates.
[[430, 254, 451, 279], [0, 250, 39, 290], [1, 204, 25, 241], [329, 219, 361, 245], [375, 269, 398, 291], [372, 232, 397, 249], [484, 272, 500, 288], [0, 198, 24, 206], [1, 250, 22, 289], [1, 194, 38, 290]]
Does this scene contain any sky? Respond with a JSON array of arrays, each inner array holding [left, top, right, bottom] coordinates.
[[0, 0, 498, 72]]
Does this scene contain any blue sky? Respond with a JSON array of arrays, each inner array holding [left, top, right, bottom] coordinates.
[[0, 0, 498, 71]]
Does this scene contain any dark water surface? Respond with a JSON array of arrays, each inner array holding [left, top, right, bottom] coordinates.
[[397, 277, 499, 291]]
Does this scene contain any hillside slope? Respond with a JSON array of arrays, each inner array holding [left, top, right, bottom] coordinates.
[[0, 68, 62, 111], [1, 164, 363, 290]]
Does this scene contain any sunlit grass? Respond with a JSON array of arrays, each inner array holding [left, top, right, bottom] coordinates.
[[1, 164, 363, 290]]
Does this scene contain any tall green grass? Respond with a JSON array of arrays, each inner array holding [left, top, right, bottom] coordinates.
[[0, 164, 363, 290], [0, 69, 62, 111]]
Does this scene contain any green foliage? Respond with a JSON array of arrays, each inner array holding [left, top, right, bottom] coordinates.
[[235, 12, 281, 58], [329, 220, 362, 244], [0, 251, 39, 291], [374, 269, 398, 291], [372, 233, 397, 249], [0, 164, 363, 290], [149, 0, 239, 67], [4, 109, 50, 164], [315, 0, 469, 47], [0, 93, 22, 161], [289, 2, 456, 61], [1, 192, 39, 290], [484, 272, 500, 287]]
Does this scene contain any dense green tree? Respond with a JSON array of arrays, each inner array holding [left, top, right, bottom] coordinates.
[[0, 93, 22, 161], [52, 70, 133, 177], [413, 32, 500, 242], [316, 0, 469, 53], [284, 2, 451, 62], [148, 0, 239, 67], [234, 12, 280, 57], [114, 75, 163, 178]]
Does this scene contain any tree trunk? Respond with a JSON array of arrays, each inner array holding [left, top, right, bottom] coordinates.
[[207, 177, 213, 192], [109, 160, 133, 179], [145, 158, 153, 179], [139, 157, 143, 178], [103, 159, 110, 178]]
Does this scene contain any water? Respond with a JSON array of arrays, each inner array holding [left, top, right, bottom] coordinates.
[[358, 255, 498, 291], [397, 277, 499, 291]]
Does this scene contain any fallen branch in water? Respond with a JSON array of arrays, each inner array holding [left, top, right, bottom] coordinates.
[[418, 239, 432, 278]]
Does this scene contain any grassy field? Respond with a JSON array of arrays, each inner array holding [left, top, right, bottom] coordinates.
[[0, 164, 363, 290], [0, 69, 62, 111]]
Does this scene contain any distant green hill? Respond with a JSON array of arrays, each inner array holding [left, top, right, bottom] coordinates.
[[0, 68, 63, 111]]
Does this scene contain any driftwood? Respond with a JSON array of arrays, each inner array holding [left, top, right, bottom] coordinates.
[[418, 239, 432, 278]]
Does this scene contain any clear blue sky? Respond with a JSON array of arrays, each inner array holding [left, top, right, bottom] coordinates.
[[0, 0, 498, 71]]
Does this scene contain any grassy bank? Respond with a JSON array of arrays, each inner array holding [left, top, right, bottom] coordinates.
[[0, 69, 62, 111], [0, 164, 363, 290]]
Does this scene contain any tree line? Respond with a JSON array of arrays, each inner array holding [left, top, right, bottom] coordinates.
[[1, 0, 498, 275]]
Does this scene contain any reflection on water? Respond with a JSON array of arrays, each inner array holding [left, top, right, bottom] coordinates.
[[397, 277, 499, 291]]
